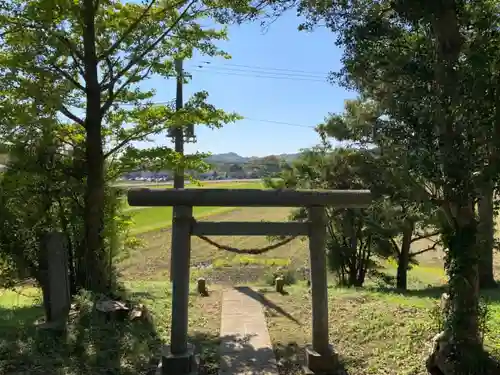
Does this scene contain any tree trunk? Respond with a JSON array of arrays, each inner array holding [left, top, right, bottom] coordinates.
[[477, 183, 497, 289], [39, 271, 52, 322], [396, 223, 413, 291], [82, 0, 107, 293], [57, 201, 77, 296], [426, 3, 487, 372], [445, 204, 485, 371]]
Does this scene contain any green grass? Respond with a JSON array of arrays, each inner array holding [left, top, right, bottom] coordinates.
[[126, 181, 263, 234], [2, 202, 499, 375], [130, 206, 235, 234], [0, 282, 222, 375], [212, 255, 291, 268], [262, 283, 500, 375]]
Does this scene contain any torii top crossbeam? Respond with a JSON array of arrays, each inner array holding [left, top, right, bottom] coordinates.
[[127, 188, 373, 208]]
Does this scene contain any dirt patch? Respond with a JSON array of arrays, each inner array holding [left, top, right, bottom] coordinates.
[[118, 207, 309, 281]]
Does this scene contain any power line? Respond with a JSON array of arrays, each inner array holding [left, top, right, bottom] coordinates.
[[114, 101, 317, 129], [186, 61, 330, 82], [188, 68, 328, 83], [243, 117, 316, 129], [195, 60, 330, 76], [187, 64, 328, 79]]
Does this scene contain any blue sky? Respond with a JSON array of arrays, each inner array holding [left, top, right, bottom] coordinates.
[[148, 12, 355, 157]]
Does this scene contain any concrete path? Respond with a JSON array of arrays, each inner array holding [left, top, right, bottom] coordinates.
[[219, 287, 279, 375]]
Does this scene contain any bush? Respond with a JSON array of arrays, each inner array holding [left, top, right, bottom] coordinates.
[[263, 267, 297, 286], [0, 136, 136, 298]]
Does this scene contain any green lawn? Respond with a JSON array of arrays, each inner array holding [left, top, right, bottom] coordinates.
[[0, 282, 222, 375], [2, 280, 499, 375], [125, 181, 263, 234], [264, 283, 500, 375], [129, 206, 235, 234]]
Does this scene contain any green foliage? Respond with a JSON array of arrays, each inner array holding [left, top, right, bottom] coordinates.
[[0, 127, 137, 293], [430, 296, 491, 346], [263, 267, 297, 286], [0, 0, 259, 293], [275, 145, 398, 287], [292, 0, 500, 367]]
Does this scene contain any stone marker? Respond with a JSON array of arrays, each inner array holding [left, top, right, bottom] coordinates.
[[275, 276, 285, 294], [197, 278, 208, 296], [43, 232, 71, 329]]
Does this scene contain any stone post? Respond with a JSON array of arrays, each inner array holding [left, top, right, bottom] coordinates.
[[305, 206, 338, 374], [160, 205, 198, 375], [42, 232, 71, 329]]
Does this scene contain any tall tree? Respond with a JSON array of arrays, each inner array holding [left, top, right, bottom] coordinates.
[[278, 0, 500, 372], [319, 98, 440, 290], [0, 0, 248, 292]]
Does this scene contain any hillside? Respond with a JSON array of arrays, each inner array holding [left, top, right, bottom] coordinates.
[[205, 152, 300, 165]]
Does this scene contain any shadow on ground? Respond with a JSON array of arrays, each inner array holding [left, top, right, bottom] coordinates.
[[235, 286, 301, 325], [191, 332, 354, 375], [372, 284, 500, 302]]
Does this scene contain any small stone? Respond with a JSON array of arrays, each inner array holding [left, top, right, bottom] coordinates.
[[95, 298, 129, 321], [130, 303, 152, 323], [275, 276, 285, 294], [197, 278, 208, 296]]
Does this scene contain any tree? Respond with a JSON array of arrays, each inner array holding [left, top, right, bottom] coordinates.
[[0, 117, 140, 307], [320, 98, 441, 290], [229, 163, 244, 173], [0, 0, 247, 292], [284, 0, 500, 371], [269, 145, 397, 287]]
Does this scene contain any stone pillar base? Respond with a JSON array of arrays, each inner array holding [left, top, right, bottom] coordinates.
[[303, 345, 339, 374], [157, 343, 199, 375]]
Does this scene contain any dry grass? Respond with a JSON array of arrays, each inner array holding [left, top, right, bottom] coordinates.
[[118, 207, 308, 281]]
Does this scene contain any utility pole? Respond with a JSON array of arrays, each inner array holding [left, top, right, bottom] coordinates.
[[170, 58, 186, 283], [173, 58, 185, 190]]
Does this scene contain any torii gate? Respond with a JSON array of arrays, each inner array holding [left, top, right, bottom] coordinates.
[[128, 188, 372, 375]]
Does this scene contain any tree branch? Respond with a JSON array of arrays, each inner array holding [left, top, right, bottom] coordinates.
[[410, 241, 439, 256], [53, 33, 86, 76], [98, 0, 158, 60], [100, 64, 153, 115], [104, 126, 162, 159], [102, 0, 196, 96], [59, 105, 85, 126], [389, 237, 401, 256], [410, 230, 440, 243], [48, 63, 86, 92]]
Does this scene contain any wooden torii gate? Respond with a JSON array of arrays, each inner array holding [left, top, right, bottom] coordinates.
[[128, 188, 372, 375]]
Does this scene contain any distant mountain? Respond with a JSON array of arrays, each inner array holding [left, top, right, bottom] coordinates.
[[205, 152, 249, 164], [275, 153, 301, 162], [205, 152, 301, 165]]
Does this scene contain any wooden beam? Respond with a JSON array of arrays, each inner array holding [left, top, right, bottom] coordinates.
[[191, 221, 309, 236], [128, 188, 372, 208]]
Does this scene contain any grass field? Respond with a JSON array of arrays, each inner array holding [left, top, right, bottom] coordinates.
[[2, 190, 500, 375], [125, 181, 263, 234]]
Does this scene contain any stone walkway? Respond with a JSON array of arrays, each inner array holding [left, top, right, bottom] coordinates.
[[219, 287, 279, 375]]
